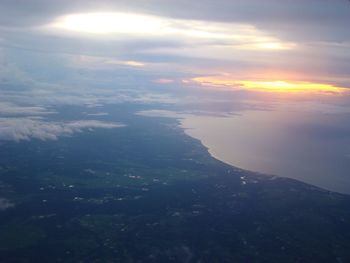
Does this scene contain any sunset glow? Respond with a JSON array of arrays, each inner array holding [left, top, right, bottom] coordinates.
[[3, 0, 350, 260], [239, 42, 296, 50], [238, 80, 346, 93], [192, 77, 347, 93]]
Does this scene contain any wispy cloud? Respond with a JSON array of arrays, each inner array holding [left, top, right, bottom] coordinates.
[[0, 102, 54, 116], [0, 118, 125, 141], [0, 198, 15, 211], [44, 12, 296, 54]]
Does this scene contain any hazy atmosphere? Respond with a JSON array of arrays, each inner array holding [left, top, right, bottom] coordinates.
[[1, 1, 350, 262]]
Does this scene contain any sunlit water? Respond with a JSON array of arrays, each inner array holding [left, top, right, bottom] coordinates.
[[179, 102, 350, 194]]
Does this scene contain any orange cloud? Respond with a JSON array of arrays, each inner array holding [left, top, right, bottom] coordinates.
[[154, 78, 174, 84], [192, 76, 347, 94]]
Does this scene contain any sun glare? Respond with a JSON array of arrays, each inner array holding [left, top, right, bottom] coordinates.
[[192, 77, 347, 94], [47, 12, 295, 51], [238, 80, 345, 93], [50, 12, 164, 34], [255, 42, 295, 50]]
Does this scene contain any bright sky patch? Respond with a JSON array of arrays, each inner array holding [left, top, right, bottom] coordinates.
[[192, 77, 347, 93], [47, 12, 294, 51]]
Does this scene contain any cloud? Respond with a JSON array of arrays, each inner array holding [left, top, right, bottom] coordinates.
[[44, 12, 295, 50], [154, 78, 174, 84], [0, 102, 53, 116], [0, 198, 15, 211], [86, 112, 109, 116], [0, 0, 349, 112], [0, 118, 125, 141], [190, 77, 349, 94], [1, 1, 349, 32]]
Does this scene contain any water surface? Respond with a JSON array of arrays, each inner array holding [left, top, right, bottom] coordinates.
[[180, 104, 350, 194]]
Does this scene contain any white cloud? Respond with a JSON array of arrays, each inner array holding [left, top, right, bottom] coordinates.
[[0, 118, 125, 141], [0, 102, 53, 116], [45, 12, 295, 52]]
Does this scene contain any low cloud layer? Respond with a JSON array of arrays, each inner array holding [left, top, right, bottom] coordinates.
[[0, 102, 53, 116], [0, 118, 124, 141]]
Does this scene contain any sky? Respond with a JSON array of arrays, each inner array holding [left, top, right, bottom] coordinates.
[[1, 0, 350, 89], [0, 0, 350, 140], [1, 0, 350, 193]]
